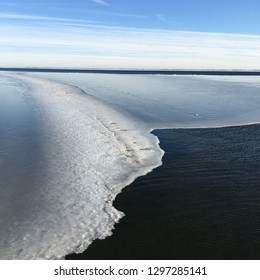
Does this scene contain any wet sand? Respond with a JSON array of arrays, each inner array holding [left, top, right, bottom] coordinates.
[[67, 124, 260, 260]]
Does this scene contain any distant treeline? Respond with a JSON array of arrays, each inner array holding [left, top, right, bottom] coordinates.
[[1, 68, 260, 76]]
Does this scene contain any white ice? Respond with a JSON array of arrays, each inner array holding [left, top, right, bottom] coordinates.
[[1, 72, 260, 260], [0, 74, 163, 259], [30, 73, 260, 128]]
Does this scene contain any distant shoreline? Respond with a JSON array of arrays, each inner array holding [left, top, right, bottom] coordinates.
[[1, 68, 260, 76]]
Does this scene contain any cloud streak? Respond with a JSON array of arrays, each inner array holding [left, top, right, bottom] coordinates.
[[91, 0, 109, 6], [156, 14, 175, 25], [0, 14, 260, 69], [84, 9, 148, 19], [0, 12, 97, 23]]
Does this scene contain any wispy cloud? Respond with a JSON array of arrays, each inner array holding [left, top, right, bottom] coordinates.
[[156, 14, 175, 25], [0, 15, 260, 69], [91, 0, 109, 6], [84, 9, 148, 19], [0, 1, 26, 6], [0, 12, 97, 24]]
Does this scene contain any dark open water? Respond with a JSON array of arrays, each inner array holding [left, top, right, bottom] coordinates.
[[67, 124, 260, 260]]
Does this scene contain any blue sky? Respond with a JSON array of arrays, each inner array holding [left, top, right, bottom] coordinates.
[[0, 0, 260, 69]]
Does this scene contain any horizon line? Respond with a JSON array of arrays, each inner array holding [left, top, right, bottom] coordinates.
[[1, 67, 260, 76]]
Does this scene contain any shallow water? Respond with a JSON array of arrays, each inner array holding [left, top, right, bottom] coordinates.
[[0, 77, 42, 215]]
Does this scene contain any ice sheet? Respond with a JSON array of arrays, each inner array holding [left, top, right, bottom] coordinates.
[[29, 73, 260, 128], [0, 74, 163, 259], [2, 72, 260, 259]]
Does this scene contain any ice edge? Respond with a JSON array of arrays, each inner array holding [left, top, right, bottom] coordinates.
[[4, 74, 164, 259]]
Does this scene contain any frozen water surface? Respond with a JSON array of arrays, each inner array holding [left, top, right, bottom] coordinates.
[[29, 73, 260, 128], [0, 74, 162, 259], [1, 72, 260, 259]]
